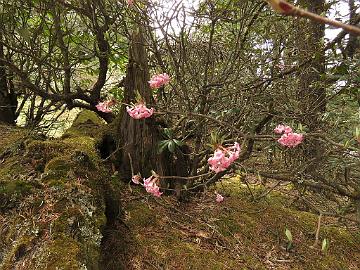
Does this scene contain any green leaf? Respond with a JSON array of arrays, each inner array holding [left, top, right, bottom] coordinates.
[[355, 127, 360, 139], [285, 228, 293, 242], [163, 128, 173, 139], [168, 140, 176, 153], [322, 238, 329, 253], [18, 28, 31, 42], [173, 139, 184, 147], [298, 123, 303, 132], [158, 140, 170, 154], [333, 64, 349, 76]]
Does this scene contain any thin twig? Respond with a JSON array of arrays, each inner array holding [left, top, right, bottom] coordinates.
[[313, 213, 323, 248]]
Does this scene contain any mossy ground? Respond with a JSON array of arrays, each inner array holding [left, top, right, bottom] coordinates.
[[1, 114, 359, 269], [0, 112, 110, 270], [110, 177, 360, 270]]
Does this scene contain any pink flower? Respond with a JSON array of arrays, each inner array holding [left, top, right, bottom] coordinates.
[[127, 0, 134, 5], [149, 73, 170, 89], [96, 100, 116, 113], [143, 176, 162, 197], [208, 142, 241, 173], [216, 193, 224, 203], [126, 103, 154, 119], [274, 124, 292, 134], [131, 174, 141, 184], [278, 132, 304, 148]]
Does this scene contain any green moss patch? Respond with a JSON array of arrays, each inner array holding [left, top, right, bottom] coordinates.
[[116, 178, 360, 270]]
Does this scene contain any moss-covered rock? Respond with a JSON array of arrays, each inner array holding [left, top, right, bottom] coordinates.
[[0, 116, 111, 270]]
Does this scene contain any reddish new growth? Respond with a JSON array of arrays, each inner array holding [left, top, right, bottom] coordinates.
[[278, 2, 294, 14], [267, 0, 294, 15]]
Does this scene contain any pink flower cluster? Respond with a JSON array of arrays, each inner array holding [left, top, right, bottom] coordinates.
[[149, 73, 170, 89], [274, 124, 293, 134], [96, 100, 116, 113], [143, 176, 163, 197], [274, 124, 304, 148], [278, 132, 304, 148], [208, 142, 241, 173], [126, 103, 154, 119], [216, 193, 224, 203], [131, 174, 162, 197]]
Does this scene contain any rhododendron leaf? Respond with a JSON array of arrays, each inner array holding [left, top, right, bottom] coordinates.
[[322, 238, 329, 253], [355, 127, 359, 139], [298, 123, 303, 132], [163, 128, 173, 138], [285, 228, 293, 242], [168, 140, 176, 153], [173, 139, 183, 147], [158, 140, 170, 154]]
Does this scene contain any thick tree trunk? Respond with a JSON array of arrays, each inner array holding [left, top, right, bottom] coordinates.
[[0, 35, 17, 125], [296, 0, 326, 131], [115, 28, 190, 199], [295, 0, 326, 173], [115, 28, 170, 180]]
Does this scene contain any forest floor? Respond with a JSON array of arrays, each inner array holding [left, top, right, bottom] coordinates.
[[1, 115, 359, 270], [102, 176, 360, 270]]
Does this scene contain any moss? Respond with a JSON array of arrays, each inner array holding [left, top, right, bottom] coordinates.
[[0, 124, 28, 154], [215, 214, 242, 237], [38, 235, 82, 270], [126, 200, 157, 228], [43, 157, 72, 180], [73, 110, 105, 126], [0, 123, 108, 270], [0, 235, 35, 269], [63, 110, 105, 139], [0, 180, 34, 195]]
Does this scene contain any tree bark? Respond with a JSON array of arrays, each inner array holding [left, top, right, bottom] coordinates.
[[345, 0, 359, 58], [294, 0, 326, 177], [115, 28, 170, 179], [296, 0, 326, 130]]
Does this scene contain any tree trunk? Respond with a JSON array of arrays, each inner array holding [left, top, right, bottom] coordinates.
[[345, 0, 359, 58], [115, 28, 170, 179], [296, 0, 326, 130], [0, 34, 17, 125], [114, 28, 190, 199], [295, 0, 326, 172]]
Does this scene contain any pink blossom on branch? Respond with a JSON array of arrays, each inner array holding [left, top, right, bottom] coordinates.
[[278, 132, 304, 148], [208, 142, 241, 173], [216, 193, 224, 203], [96, 100, 116, 113], [149, 73, 170, 89], [274, 124, 293, 134], [126, 103, 154, 119], [143, 176, 162, 197]]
